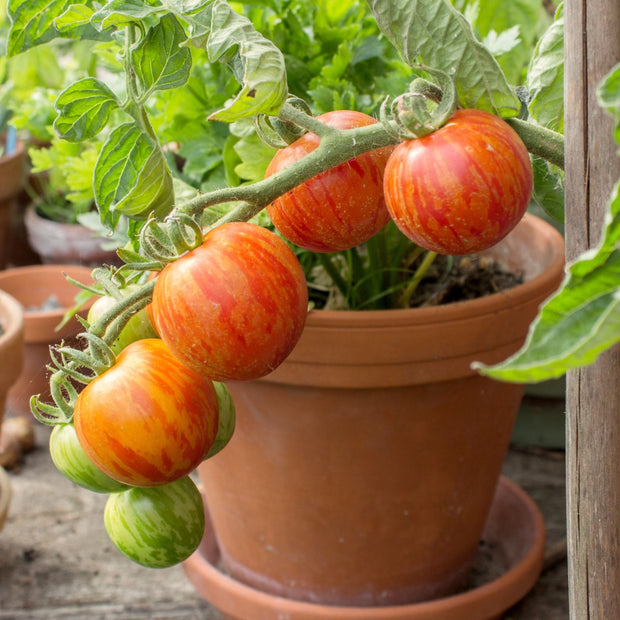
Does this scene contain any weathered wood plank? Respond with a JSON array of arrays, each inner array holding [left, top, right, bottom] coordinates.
[[564, 1, 620, 618]]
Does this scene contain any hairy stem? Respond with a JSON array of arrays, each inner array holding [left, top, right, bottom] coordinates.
[[504, 117, 564, 170]]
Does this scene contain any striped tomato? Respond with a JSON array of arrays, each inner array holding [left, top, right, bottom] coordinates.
[[265, 110, 394, 252], [49, 423, 127, 494], [104, 476, 204, 568], [383, 109, 533, 255], [73, 338, 219, 487], [150, 222, 308, 382]]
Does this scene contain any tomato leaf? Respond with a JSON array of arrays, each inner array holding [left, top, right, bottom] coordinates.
[[476, 188, 620, 381], [94, 122, 174, 225], [54, 78, 120, 142], [527, 4, 564, 133], [478, 62, 620, 381], [6, 0, 72, 55], [367, 0, 520, 116], [185, 0, 288, 122], [54, 4, 112, 41], [132, 14, 192, 98], [466, 0, 544, 84], [531, 156, 564, 223], [91, 0, 164, 31]]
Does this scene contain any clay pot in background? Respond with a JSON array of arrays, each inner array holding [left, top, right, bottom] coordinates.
[[0, 290, 24, 424], [0, 290, 23, 527], [0, 141, 27, 270], [0, 265, 94, 417], [189, 214, 565, 616], [24, 206, 121, 267]]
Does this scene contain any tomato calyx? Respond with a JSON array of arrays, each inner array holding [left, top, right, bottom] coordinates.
[[381, 67, 458, 140], [30, 268, 157, 427]]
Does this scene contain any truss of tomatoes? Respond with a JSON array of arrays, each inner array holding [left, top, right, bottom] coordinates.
[[266, 108, 533, 255], [51, 107, 532, 569], [51, 221, 308, 568]]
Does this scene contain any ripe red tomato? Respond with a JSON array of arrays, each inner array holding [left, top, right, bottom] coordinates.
[[73, 338, 219, 487], [150, 222, 308, 381], [265, 110, 394, 252], [383, 109, 533, 255]]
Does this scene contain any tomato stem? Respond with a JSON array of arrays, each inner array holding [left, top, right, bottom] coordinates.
[[504, 117, 564, 170]]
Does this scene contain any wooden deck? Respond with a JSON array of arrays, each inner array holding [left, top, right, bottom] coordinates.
[[0, 423, 568, 619]]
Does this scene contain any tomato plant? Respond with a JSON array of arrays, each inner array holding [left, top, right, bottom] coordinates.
[[49, 423, 128, 494], [265, 110, 394, 252], [73, 338, 219, 487], [150, 222, 308, 382], [87, 285, 159, 354], [205, 382, 236, 459], [104, 476, 205, 568], [383, 109, 533, 255]]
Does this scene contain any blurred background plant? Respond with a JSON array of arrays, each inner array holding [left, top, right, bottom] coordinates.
[[0, 0, 562, 306]]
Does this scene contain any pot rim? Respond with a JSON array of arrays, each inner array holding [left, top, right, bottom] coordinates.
[[0, 264, 93, 318], [0, 289, 24, 347]]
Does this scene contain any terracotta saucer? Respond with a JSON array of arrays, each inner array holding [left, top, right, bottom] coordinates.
[[183, 476, 546, 620]]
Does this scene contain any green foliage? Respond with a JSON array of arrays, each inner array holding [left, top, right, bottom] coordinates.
[[28, 138, 99, 224], [527, 3, 564, 133], [480, 62, 620, 381], [4, 0, 568, 315], [93, 122, 175, 224], [460, 0, 547, 84], [368, 0, 520, 115]]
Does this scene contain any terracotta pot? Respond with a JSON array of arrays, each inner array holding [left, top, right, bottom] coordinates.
[[0, 290, 24, 425], [24, 206, 121, 267], [185, 476, 546, 620], [193, 214, 565, 608], [0, 265, 94, 417], [0, 141, 27, 269]]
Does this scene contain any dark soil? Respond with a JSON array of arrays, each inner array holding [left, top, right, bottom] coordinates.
[[407, 254, 523, 308]]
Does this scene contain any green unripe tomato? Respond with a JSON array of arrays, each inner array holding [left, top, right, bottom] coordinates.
[[205, 382, 236, 459], [104, 476, 205, 568], [49, 423, 128, 493], [87, 285, 158, 354]]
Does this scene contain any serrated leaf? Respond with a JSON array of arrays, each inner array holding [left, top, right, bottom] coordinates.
[[54, 78, 120, 141], [367, 0, 519, 115], [54, 4, 113, 41], [94, 122, 175, 225], [527, 4, 564, 132], [482, 26, 521, 58], [133, 14, 192, 98], [479, 179, 620, 383], [7, 0, 72, 55], [191, 0, 287, 122], [597, 60, 620, 141], [91, 0, 164, 31], [531, 156, 564, 223], [162, 0, 213, 15], [478, 60, 620, 381], [55, 4, 94, 30], [469, 0, 542, 83]]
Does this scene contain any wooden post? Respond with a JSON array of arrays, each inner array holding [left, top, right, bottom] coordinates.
[[564, 1, 620, 618]]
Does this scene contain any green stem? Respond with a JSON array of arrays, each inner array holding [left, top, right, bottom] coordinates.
[[398, 251, 438, 308], [317, 254, 350, 303], [504, 117, 564, 170], [277, 103, 337, 137], [180, 119, 398, 225]]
